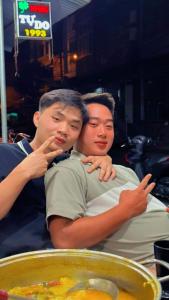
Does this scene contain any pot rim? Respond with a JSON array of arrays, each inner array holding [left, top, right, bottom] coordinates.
[[0, 249, 162, 299]]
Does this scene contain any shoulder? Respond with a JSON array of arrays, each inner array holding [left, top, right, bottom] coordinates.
[[0, 143, 26, 179], [45, 157, 85, 183], [0, 142, 25, 160], [48, 157, 83, 174], [0, 142, 27, 159], [0, 142, 18, 153], [114, 164, 139, 182]]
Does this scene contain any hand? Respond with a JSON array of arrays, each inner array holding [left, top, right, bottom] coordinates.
[[166, 207, 169, 213], [119, 174, 156, 218], [81, 155, 116, 181], [19, 136, 63, 179]]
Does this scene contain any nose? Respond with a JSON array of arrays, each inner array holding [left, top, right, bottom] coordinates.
[[57, 121, 68, 136], [97, 124, 106, 137]]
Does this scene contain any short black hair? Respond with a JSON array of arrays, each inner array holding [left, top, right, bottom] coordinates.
[[39, 89, 89, 124], [82, 92, 115, 117]]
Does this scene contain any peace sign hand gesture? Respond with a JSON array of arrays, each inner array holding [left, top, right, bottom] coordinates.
[[19, 136, 63, 180], [119, 174, 156, 218]]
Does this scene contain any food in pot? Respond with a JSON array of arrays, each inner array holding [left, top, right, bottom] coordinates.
[[9, 277, 136, 300]]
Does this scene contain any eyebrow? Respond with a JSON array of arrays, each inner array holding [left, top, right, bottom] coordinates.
[[54, 110, 82, 123], [53, 110, 64, 116], [89, 117, 113, 122], [71, 119, 82, 124]]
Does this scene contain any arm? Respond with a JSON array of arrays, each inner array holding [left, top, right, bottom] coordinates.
[[81, 155, 116, 181], [0, 137, 62, 220], [48, 174, 155, 249], [0, 165, 30, 219]]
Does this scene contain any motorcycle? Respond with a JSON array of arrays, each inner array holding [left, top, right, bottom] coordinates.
[[8, 129, 31, 143], [0, 130, 31, 144], [123, 135, 169, 204]]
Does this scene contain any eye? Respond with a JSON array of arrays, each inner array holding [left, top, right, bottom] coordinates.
[[106, 124, 113, 129], [70, 124, 80, 130], [89, 122, 98, 127], [52, 116, 60, 121]]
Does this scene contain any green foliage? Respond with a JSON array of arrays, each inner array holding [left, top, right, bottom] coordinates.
[[18, 1, 29, 13]]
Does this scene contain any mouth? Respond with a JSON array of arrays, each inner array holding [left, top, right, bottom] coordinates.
[[95, 141, 108, 148], [55, 137, 66, 145]]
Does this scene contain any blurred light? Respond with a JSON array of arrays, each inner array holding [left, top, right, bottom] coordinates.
[[95, 87, 104, 93], [7, 112, 18, 120], [72, 53, 78, 60]]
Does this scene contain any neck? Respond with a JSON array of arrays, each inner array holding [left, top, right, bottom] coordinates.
[[29, 137, 40, 151], [73, 147, 88, 156]]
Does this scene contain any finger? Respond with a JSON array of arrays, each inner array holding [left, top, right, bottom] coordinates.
[[46, 148, 63, 161], [100, 166, 113, 182], [136, 174, 152, 191], [86, 161, 99, 173], [98, 168, 107, 181], [110, 168, 116, 179], [144, 182, 156, 194], [37, 136, 56, 153], [81, 156, 95, 164]]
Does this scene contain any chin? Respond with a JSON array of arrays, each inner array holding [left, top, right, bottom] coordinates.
[[52, 143, 63, 152], [93, 150, 107, 156]]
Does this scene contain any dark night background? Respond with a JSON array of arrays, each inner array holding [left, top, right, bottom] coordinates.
[[2, 0, 169, 151]]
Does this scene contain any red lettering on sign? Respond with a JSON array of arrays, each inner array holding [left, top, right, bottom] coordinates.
[[29, 5, 49, 14]]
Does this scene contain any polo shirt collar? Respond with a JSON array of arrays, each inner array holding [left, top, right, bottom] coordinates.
[[70, 149, 86, 160], [20, 138, 33, 155]]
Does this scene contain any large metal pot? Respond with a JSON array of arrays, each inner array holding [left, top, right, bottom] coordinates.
[[0, 249, 167, 299]]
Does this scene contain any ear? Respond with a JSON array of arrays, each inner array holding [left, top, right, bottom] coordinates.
[[33, 111, 40, 128]]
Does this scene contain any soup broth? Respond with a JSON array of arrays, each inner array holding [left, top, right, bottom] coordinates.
[[9, 277, 137, 300]]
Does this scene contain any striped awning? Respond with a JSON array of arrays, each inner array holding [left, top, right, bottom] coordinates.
[[51, 0, 91, 23]]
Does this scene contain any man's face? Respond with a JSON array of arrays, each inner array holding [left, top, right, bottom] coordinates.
[[33, 102, 83, 151], [76, 103, 114, 156]]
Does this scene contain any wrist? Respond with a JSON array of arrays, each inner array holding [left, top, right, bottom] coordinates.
[[12, 163, 32, 182], [116, 203, 133, 221]]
